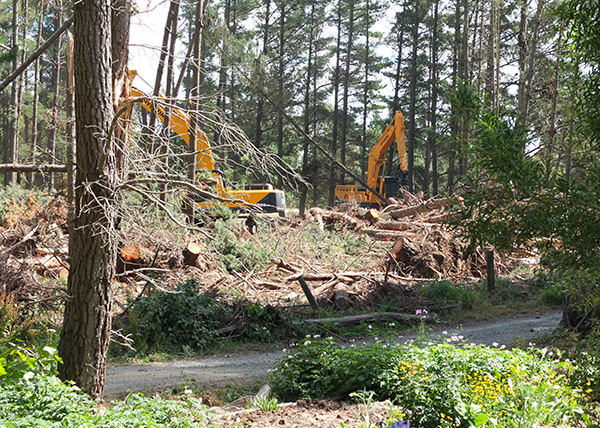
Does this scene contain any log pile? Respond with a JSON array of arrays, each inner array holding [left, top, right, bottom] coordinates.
[[321, 195, 503, 280]]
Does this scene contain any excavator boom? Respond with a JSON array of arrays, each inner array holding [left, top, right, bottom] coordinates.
[[130, 86, 215, 172], [335, 110, 407, 206]]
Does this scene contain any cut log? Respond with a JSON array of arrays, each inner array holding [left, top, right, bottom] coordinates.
[[305, 312, 427, 326], [377, 220, 439, 231], [333, 283, 351, 310], [308, 207, 359, 229], [357, 207, 380, 223], [183, 241, 203, 266], [117, 244, 144, 274], [363, 229, 409, 241], [391, 238, 405, 259], [387, 197, 455, 219], [121, 244, 141, 263]]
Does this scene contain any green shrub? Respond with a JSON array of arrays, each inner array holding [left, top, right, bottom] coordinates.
[[271, 340, 586, 428], [120, 280, 303, 356], [126, 280, 231, 354], [243, 301, 287, 343], [537, 284, 564, 306]]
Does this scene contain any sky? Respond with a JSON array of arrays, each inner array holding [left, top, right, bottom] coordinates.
[[129, 0, 170, 89]]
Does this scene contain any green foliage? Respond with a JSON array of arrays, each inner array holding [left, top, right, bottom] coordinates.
[[0, 334, 216, 427], [452, 112, 545, 252], [243, 300, 288, 343], [210, 218, 275, 272], [271, 339, 588, 428], [536, 283, 564, 306], [125, 279, 231, 354], [422, 280, 477, 310], [568, 324, 600, 403], [93, 394, 214, 428], [0, 343, 62, 387], [247, 395, 279, 412], [271, 337, 402, 401], [119, 279, 301, 356]]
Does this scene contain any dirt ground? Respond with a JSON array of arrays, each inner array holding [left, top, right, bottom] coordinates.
[[211, 398, 402, 428]]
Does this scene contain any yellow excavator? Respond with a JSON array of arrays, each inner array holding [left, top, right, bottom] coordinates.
[[335, 110, 408, 207], [129, 72, 285, 215]]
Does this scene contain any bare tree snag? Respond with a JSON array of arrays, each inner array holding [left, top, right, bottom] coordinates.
[[288, 272, 318, 310]]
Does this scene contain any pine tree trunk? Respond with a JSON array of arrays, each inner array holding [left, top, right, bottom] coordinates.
[[328, 0, 343, 206], [339, 0, 355, 185], [276, 1, 285, 189], [428, 0, 440, 197], [27, 2, 44, 189], [4, 0, 19, 186], [58, 0, 125, 398], [299, 2, 316, 216], [47, 1, 63, 190], [407, 0, 420, 192], [361, 0, 370, 181], [255, 0, 271, 150]]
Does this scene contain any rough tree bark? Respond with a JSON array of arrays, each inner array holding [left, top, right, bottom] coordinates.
[[57, 0, 130, 399]]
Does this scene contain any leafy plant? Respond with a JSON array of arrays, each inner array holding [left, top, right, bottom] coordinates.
[[247, 395, 279, 412], [125, 279, 231, 354], [271, 339, 587, 428], [339, 390, 408, 428]]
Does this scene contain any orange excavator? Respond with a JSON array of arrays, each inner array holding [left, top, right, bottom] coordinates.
[[335, 110, 408, 206], [129, 72, 285, 215]]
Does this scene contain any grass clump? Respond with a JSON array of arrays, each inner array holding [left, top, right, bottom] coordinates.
[[271, 338, 591, 428], [422, 280, 478, 310]]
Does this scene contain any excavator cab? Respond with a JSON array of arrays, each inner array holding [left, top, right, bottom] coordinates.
[[381, 176, 400, 201]]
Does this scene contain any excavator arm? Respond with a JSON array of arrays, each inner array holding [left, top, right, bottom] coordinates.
[[130, 85, 216, 172], [365, 110, 407, 194], [335, 110, 407, 206]]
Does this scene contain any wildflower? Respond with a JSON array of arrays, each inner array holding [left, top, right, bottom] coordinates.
[[382, 420, 417, 428]]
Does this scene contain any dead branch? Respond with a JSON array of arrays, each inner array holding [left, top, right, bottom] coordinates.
[[305, 312, 428, 326]]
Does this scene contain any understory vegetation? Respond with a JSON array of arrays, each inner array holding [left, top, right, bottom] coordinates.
[[270, 335, 600, 428]]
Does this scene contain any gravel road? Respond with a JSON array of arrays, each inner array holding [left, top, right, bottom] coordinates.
[[104, 310, 562, 398]]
